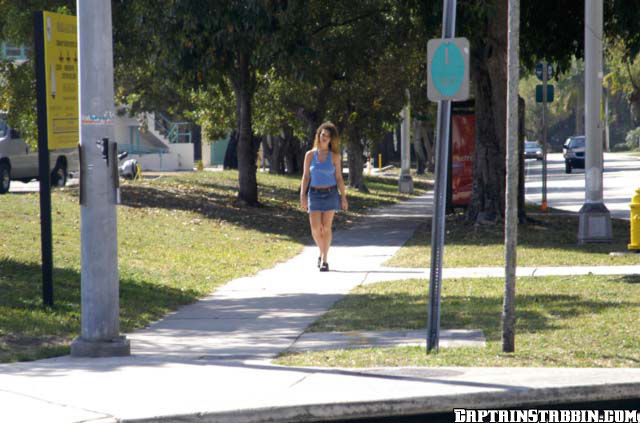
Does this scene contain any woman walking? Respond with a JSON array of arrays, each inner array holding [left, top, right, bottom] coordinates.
[[300, 121, 348, 272]]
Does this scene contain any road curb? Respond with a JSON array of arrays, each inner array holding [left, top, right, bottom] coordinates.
[[123, 381, 640, 422]]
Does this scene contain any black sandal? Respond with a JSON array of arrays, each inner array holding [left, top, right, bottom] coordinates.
[[320, 262, 329, 272], [317, 256, 321, 268]]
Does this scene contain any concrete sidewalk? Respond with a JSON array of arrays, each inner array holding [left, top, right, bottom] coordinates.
[[2, 193, 640, 423]]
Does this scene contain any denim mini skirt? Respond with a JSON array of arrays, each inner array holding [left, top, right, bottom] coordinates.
[[308, 186, 341, 212]]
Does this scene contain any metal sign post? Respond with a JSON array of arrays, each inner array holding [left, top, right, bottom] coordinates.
[[427, 98, 450, 353], [535, 62, 553, 211], [33, 11, 78, 307], [426, 0, 463, 353], [33, 11, 54, 307]]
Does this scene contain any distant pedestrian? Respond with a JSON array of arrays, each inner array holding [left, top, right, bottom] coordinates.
[[300, 121, 348, 272]]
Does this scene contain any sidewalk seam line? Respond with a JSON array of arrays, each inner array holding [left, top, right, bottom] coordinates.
[[0, 388, 116, 421]]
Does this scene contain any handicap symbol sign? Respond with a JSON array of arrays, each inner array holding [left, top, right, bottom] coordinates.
[[427, 37, 470, 102]]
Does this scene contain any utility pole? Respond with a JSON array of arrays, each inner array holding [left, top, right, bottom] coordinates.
[[71, 0, 130, 357], [578, 0, 612, 244], [399, 89, 414, 193], [503, 0, 520, 353]]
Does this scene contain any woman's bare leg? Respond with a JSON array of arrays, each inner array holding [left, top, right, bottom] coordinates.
[[309, 211, 323, 259], [320, 210, 336, 263]]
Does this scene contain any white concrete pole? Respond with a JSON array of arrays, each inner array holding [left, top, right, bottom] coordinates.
[[578, 0, 612, 244], [585, 0, 603, 205], [503, 0, 519, 353], [399, 90, 414, 193], [71, 0, 130, 357]]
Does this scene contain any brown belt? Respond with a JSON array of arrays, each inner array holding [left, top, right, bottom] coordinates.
[[309, 186, 337, 192]]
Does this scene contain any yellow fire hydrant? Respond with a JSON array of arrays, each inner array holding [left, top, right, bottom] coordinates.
[[629, 188, 640, 250]]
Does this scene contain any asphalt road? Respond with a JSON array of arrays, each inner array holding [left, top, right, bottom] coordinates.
[[524, 152, 640, 220]]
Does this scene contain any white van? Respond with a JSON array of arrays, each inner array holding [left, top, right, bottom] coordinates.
[[0, 113, 78, 194]]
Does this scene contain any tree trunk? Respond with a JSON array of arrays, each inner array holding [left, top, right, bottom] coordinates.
[[282, 124, 301, 174], [231, 52, 259, 206], [412, 119, 427, 175], [467, 0, 508, 224], [223, 131, 238, 169], [426, 127, 435, 173], [346, 129, 368, 192], [629, 89, 640, 127], [264, 135, 285, 174], [192, 124, 202, 162]]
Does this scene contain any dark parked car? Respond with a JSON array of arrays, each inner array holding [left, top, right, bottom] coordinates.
[[563, 135, 585, 174], [524, 141, 543, 160]]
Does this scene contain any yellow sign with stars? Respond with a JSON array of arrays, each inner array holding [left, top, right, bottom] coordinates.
[[43, 11, 78, 150]]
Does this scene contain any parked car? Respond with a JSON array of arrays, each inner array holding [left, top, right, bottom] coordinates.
[[562, 135, 585, 174], [0, 113, 77, 194], [524, 141, 543, 160]]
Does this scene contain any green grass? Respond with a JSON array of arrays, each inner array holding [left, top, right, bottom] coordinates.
[[371, 167, 434, 181], [275, 274, 640, 368], [0, 170, 429, 362], [385, 207, 638, 267]]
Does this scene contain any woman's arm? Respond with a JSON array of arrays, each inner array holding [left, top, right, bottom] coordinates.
[[334, 152, 348, 210], [300, 151, 313, 211]]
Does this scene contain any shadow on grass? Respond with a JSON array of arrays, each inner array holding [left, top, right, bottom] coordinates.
[[116, 184, 310, 242], [618, 274, 640, 284], [311, 291, 638, 343], [0, 258, 200, 362], [406, 212, 630, 254], [91, 173, 426, 242]]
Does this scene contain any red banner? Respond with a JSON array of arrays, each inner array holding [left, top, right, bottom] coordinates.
[[451, 114, 475, 206]]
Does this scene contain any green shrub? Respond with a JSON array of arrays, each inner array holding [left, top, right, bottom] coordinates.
[[624, 127, 640, 150]]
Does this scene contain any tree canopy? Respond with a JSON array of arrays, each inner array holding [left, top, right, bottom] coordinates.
[[3, 0, 640, 210]]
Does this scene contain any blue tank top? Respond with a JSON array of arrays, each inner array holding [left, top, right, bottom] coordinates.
[[310, 150, 337, 187]]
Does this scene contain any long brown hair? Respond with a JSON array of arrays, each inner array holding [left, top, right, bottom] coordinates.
[[313, 121, 340, 154]]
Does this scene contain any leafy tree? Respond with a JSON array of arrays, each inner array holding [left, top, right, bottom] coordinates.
[[187, 81, 236, 142], [115, 0, 424, 193], [0, 1, 74, 148], [113, 0, 307, 206], [0, 59, 37, 147], [252, 69, 308, 175], [604, 40, 640, 127], [271, 0, 426, 191], [330, 43, 416, 191]]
